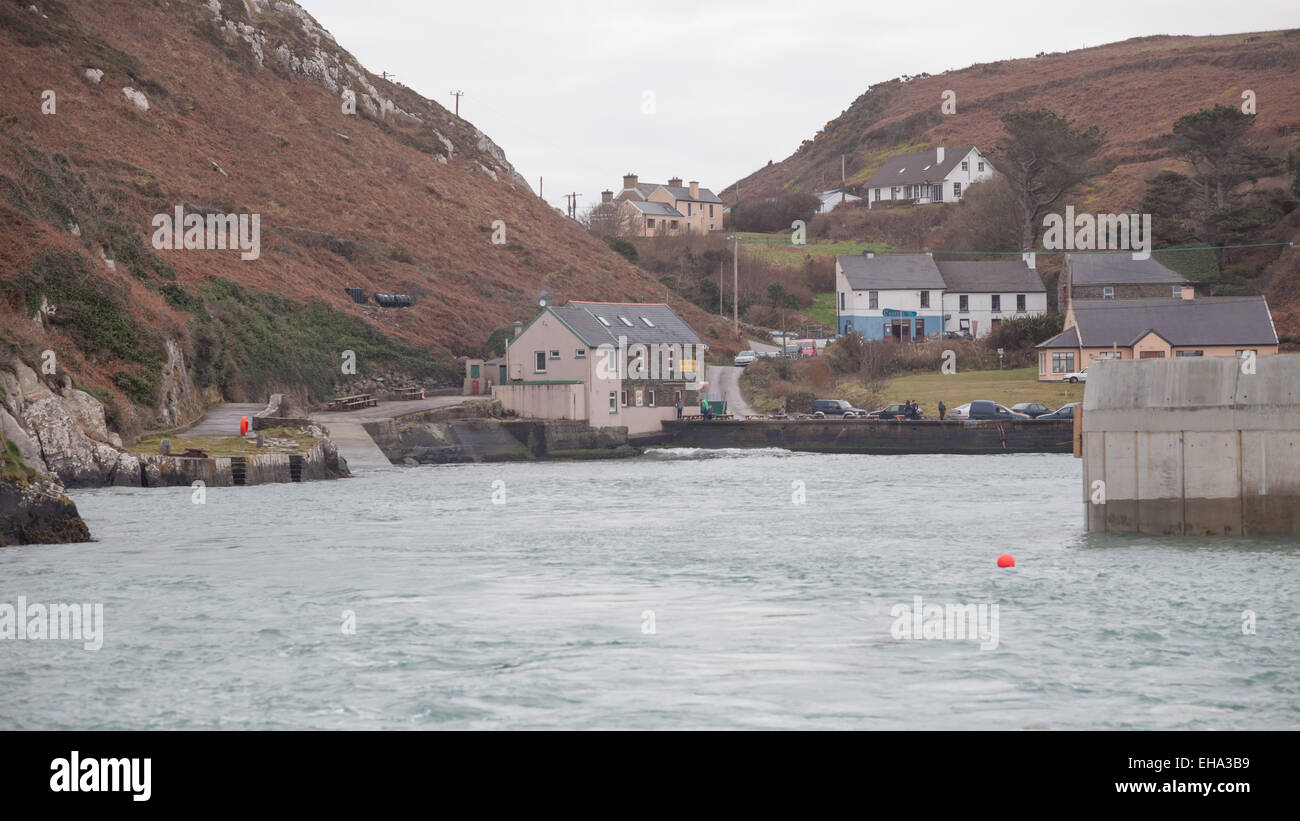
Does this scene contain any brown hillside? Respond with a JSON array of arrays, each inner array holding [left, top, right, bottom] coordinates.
[[0, 0, 738, 415]]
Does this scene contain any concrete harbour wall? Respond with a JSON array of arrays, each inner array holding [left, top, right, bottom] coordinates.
[[1082, 356, 1300, 536], [661, 418, 1073, 454]]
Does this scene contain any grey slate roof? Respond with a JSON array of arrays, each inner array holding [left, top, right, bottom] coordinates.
[[1037, 297, 1277, 349], [660, 184, 724, 204], [837, 254, 946, 291], [551, 302, 703, 347], [863, 145, 978, 188], [1067, 253, 1188, 286], [626, 200, 684, 217], [618, 182, 723, 204], [936, 260, 1045, 293]]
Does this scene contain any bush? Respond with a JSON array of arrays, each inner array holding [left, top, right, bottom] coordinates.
[[603, 235, 638, 264], [732, 193, 820, 233]]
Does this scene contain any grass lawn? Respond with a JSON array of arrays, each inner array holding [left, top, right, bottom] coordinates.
[[738, 235, 896, 268], [878, 367, 1084, 417], [808, 292, 836, 329], [131, 427, 319, 456]]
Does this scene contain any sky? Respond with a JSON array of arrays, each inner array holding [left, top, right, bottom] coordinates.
[[302, 0, 1298, 214]]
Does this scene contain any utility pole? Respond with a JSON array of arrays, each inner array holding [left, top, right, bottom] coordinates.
[[841, 154, 846, 203], [449, 90, 463, 117], [539, 177, 543, 199], [732, 234, 739, 332], [381, 71, 396, 82], [719, 261, 724, 316], [564, 192, 581, 220]]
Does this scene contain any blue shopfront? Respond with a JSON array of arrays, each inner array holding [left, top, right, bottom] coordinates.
[[838, 309, 944, 340]]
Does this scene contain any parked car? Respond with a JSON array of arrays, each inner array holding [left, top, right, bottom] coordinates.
[[1010, 402, 1052, 418], [811, 399, 868, 419], [867, 403, 924, 420], [943, 330, 973, 340], [1036, 402, 1080, 421], [734, 350, 757, 366], [947, 400, 1030, 421], [1063, 366, 1088, 383]]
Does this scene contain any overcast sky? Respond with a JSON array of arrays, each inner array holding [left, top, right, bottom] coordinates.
[[302, 0, 1297, 213]]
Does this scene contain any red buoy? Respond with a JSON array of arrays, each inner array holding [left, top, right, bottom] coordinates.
[[997, 553, 1015, 568], [240, 415, 250, 436]]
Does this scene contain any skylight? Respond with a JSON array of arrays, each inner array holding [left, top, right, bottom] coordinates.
[[641, 316, 655, 327], [597, 316, 611, 326], [897, 167, 906, 173], [619, 316, 633, 326]]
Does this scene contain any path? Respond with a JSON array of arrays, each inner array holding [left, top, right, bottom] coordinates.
[[177, 403, 264, 438], [308, 396, 470, 471], [708, 366, 759, 418]]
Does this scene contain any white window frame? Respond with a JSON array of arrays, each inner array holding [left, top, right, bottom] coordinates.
[[1103, 286, 1115, 299], [549, 350, 561, 360], [575, 349, 586, 359], [609, 392, 618, 414], [533, 351, 546, 373]]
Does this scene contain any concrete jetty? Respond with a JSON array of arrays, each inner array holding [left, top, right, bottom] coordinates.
[[1082, 355, 1300, 536]]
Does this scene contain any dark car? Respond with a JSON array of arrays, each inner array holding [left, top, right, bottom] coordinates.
[[1035, 402, 1080, 421], [943, 330, 973, 340], [948, 400, 1030, 421], [811, 399, 867, 418], [867, 403, 924, 420], [1010, 402, 1052, 418]]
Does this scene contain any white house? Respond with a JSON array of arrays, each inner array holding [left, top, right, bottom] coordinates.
[[937, 258, 1047, 338], [863, 145, 994, 208], [817, 189, 861, 214], [835, 253, 947, 340], [836, 253, 1047, 340]]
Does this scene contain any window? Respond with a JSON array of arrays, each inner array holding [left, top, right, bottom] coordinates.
[[674, 390, 682, 403], [619, 316, 633, 326], [920, 291, 930, 308], [961, 161, 969, 171], [648, 390, 656, 407], [620, 390, 628, 407], [549, 350, 561, 359], [1140, 351, 1166, 359], [953, 182, 962, 198], [647, 218, 656, 229], [1017, 294, 1026, 312], [597, 316, 611, 326], [873, 188, 881, 201], [978, 162, 985, 172], [1096, 350, 1121, 360], [869, 291, 879, 310], [709, 204, 714, 217], [640, 316, 654, 327], [1052, 352, 1075, 374], [991, 295, 1001, 313], [687, 203, 692, 216], [575, 349, 586, 359], [1103, 287, 1115, 299], [609, 392, 617, 414], [671, 220, 679, 229], [533, 351, 546, 373], [1173, 286, 1183, 298], [892, 187, 900, 198], [959, 295, 969, 313], [915, 318, 925, 337], [1176, 350, 1204, 357], [634, 388, 644, 407], [470, 364, 480, 378], [959, 318, 970, 330], [839, 292, 846, 311]]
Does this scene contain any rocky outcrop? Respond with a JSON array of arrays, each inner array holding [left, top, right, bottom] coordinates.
[[0, 474, 92, 547], [156, 338, 202, 428]]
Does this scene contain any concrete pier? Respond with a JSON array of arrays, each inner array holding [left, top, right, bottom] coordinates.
[[1082, 355, 1300, 536]]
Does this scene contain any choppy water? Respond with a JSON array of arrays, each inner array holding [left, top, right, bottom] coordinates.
[[2, 450, 1296, 729]]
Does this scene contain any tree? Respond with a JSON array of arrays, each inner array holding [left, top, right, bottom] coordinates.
[[928, 175, 1023, 252], [581, 200, 632, 237], [991, 109, 1110, 250]]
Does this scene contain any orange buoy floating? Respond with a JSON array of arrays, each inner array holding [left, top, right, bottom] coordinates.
[[997, 553, 1015, 568], [240, 415, 250, 436]]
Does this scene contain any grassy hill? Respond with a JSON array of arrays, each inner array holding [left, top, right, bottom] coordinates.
[[0, 0, 741, 429]]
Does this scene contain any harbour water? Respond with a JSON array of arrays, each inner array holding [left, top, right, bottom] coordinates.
[[2, 450, 1296, 729]]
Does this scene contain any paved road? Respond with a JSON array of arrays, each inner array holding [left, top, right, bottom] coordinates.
[[748, 339, 780, 354], [307, 395, 468, 424], [707, 365, 759, 418], [178, 403, 264, 438]]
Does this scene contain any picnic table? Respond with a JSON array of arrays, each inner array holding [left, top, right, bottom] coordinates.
[[393, 386, 425, 401], [325, 393, 377, 411]]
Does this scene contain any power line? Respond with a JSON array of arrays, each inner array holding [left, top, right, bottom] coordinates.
[[726, 240, 1296, 254]]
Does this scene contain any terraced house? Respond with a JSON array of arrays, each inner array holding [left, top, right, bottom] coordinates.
[[1035, 295, 1279, 381], [835, 253, 1046, 340], [608, 173, 724, 235], [495, 301, 706, 434], [1058, 252, 1194, 312]]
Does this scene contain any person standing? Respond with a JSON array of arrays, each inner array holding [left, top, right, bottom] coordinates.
[[938, 400, 947, 421], [701, 398, 711, 421], [675, 397, 684, 419]]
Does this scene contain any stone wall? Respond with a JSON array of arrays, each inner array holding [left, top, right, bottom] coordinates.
[[662, 418, 1074, 455]]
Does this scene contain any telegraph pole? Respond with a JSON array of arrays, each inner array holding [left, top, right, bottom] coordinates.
[[732, 234, 739, 332], [841, 154, 846, 203], [449, 90, 463, 116]]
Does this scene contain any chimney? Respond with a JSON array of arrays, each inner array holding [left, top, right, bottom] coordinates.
[[623, 172, 638, 191], [513, 321, 522, 337], [601, 190, 613, 204], [936, 145, 945, 164], [689, 180, 700, 200], [668, 176, 683, 188], [1022, 252, 1036, 270]]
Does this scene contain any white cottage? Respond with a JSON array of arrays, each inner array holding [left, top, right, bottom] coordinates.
[[863, 145, 994, 208]]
